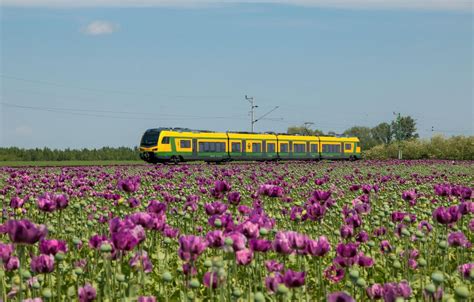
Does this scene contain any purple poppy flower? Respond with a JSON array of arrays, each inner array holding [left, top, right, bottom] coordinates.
[[307, 203, 326, 221], [432, 206, 460, 224], [37, 193, 57, 212], [205, 201, 228, 216], [78, 283, 97, 302], [417, 220, 433, 233], [10, 197, 24, 209], [357, 252, 374, 267], [265, 273, 283, 293], [327, 292, 355, 302], [307, 236, 331, 257], [111, 225, 145, 251], [380, 240, 392, 253], [178, 235, 208, 261], [39, 239, 68, 255], [227, 192, 242, 205], [402, 189, 417, 205], [434, 184, 451, 197], [147, 200, 167, 215], [249, 238, 272, 252], [391, 212, 407, 222], [469, 219, 474, 232], [448, 231, 469, 248], [239, 221, 260, 239], [383, 281, 412, 302], [206, 230, 225, 248], [129, 250, 153, 273], [458, 263, 474, 279], [340, 225, 354, 239], [6, 219, 47, 245], [355, 231, 369, 243], [30, 254, 55, 273], [283, 269, 305, 288], [459, 201, 474, 215], [88, 234, 108, 249], [324, 264, 345, 283], [336, 242, 358, 258], [128, 197, 141, 208], [225, 232, 247, 252], [0, 243, 14, 263], [272, 231, 293, 255], [312, 190, 331, 201], [238, 205, 252, 215], [265, 260, 284, 272], [349, 184, 360, 192], [163, 224, 180, 238], [203, 271, 222, 289], [117, 176, 140, 193], [4, 256, 19, 271], [54, 194, 69, 209], [258, 184, 284, 198], [366, 283, 384, 300], [236, 248, 253, 265]]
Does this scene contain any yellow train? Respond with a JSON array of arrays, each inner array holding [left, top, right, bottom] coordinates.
[[139, 128, 361, 164]]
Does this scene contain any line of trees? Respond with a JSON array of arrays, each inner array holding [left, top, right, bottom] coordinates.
[[287, 115, 473, 159], [365, 135, 474, 160], [0, 147, 139, 161], [288, 115, 418, 150]]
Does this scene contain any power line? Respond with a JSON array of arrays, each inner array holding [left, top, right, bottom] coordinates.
[[0, 102, 250, 121], [1, 74, 236, 99]]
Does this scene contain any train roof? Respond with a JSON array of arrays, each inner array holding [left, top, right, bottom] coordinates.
[[146, 128, 359, 141]]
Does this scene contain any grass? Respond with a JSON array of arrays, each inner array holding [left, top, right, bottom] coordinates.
[[0, 160, 146, 167]]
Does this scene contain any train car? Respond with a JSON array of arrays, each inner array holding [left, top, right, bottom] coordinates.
[[139, 127, 361, 164]]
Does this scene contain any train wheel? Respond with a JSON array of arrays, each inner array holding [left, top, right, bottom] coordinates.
[[170, 156, 180, 165]]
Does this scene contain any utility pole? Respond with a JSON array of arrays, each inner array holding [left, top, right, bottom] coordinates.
[[245, 95, 257, 132]]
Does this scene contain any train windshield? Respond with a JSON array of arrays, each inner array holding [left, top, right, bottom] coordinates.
[[140, 130, 160, 147]]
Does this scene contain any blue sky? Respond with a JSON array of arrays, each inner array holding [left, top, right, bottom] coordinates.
[[1, 1, 472, 149]]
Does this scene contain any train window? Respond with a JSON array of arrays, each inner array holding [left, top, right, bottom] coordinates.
[[267, 143, 275, 153], [199, 142, 225, 152], [231, 142, 241, 152], [180, 140, 191, 148], [217, 142, 226, 152], [294, 144, 305, 153], [345, 143, 352, 150], [311, 144, 318, 153], [280, 143, 288, 153], [161, 137, 170, 144], [252, 143, 261, 153], [335, 145, 341, 153]]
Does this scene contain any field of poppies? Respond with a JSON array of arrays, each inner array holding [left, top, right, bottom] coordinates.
[[0, 160, 472, 302]]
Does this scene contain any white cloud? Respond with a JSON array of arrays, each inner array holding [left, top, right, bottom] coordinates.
[[15, 125, 33, 136], [1, 0, 472, 11], [82, 20, 119, 35]]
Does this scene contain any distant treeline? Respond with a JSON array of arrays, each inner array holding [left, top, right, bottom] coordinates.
[[364, 135, 474, 160], [0, 147, 139, 161]]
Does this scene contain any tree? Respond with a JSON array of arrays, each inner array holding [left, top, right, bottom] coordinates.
[[343, 126, 377, 150], [391, 115, 418, 141], [287, 126, 324, 136], [371, 122, 392, 145]]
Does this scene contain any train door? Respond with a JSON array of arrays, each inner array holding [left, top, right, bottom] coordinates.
[[192, 139, 198, 158]]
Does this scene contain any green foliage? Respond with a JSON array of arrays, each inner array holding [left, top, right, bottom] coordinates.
[[392, 115, 419, 141], [287, 126, 324, 136], [364, 135, 474, 160], [371, 122, 392, 145], [289, 115, 419, 151], [0, 146, 139, 161], [343, 126, 378, 150]]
